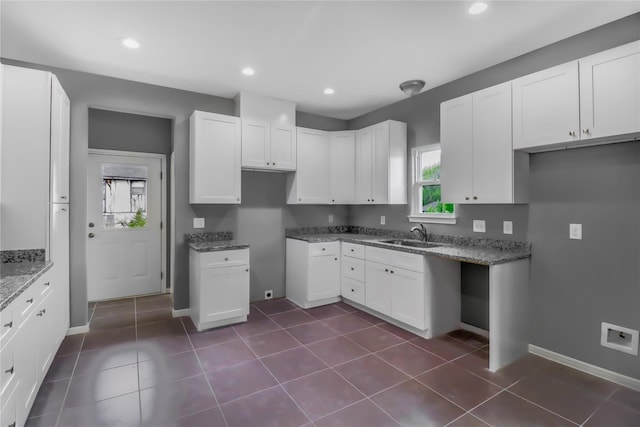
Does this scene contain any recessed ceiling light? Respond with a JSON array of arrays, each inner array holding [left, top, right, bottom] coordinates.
[[121, 38, 140, 49], [468, 1, 488, 15], [323, 88, 335, 95], [241, 67, 255, 76]]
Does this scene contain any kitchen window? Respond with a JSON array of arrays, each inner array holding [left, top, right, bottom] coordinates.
[[408, 145, 456, 224]]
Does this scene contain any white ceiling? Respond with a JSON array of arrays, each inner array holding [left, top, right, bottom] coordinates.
[[1, 1, 638, 120]]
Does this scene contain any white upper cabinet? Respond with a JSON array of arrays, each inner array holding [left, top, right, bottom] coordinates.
[[330, 131, 356, 204], [189, 111, 241, 204], [579, 41, 640, 141], [355, 120, 407, 205], [513, 41, 640, 151], [286, 127, 331, 204], [241, 120, 296, 171], [50, 75, 70, 204], [512, 61, 580, 150], [442, 82, 527, 204]]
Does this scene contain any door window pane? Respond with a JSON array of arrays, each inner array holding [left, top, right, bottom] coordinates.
[[101, 164, 148, 230]]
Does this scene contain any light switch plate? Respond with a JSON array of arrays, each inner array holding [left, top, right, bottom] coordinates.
[[473, 220, 486, 233], [328, 214, 334, 224], [193, 218, 205, 229], [380, 216, 386, 225], [570, 223, 582, 240], [503, 221, 513, 235]]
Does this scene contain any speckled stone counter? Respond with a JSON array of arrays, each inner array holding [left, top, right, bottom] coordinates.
[[185, 231, 249, 252], [1, 261, 53, 311], [286, 227, 531, 265]]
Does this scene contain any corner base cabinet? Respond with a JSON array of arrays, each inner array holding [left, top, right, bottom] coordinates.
[[189, 248, 250, 331], [286, 239, 341, 308]]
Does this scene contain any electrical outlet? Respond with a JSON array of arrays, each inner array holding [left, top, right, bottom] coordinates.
[[569, 223, 582, 240], [328, 214, 334, 224], [193, 218, 205, 229], [473, 220, 486, 233], [380, 216, 386, 225], [264, 290, 273, 300], [503, 221, 513, 235]]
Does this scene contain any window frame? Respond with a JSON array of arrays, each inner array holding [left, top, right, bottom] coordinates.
[[407, 144, 457, 224]]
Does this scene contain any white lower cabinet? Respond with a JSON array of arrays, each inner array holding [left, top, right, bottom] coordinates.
[[364, 261, 392, 316], [189, 248, 250, 332], [286, 239, 340, 308], [0, 268, 68, 427], [341, 242, 366, 305]]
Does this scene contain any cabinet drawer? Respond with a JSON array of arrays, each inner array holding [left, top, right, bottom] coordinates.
[[391, 251, 424, 273], [342, 257, 365, 282], [0, 384, 17, 427], [199, 249, 249, 268], [308, 241, 340, 257], [0, 338, 17, 399], [341, 278, 365, 305], [342, 242, 364, 259], [365, 246, 392, 265], [13, 284, 40, 329], [0, 309, 15, 347]]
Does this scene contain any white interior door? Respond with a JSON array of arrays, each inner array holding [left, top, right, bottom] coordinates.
[[87, 152, 163, 301]]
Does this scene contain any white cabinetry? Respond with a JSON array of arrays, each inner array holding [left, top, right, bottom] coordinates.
[[0, 269, 67, 427], [441, 82, 528, 204], [513, 41, 640, 151], [189, 248, 250, 331], [189, 111, 241, 204], [286, 128, 331, 204], [50, 75, 71, 204], [330, 131, 356, 204], [286, 239, 341, 308], [355, 121, 407, 205], [341, 242, 365, 304], [241, 120, 296, 171]]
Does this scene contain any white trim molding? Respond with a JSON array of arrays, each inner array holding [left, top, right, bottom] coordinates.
[[459, 322, 489, 338], [66, 324, 90, 335], [172, 308, 190, 318], [408, 214, 457, 225], [529, 344, 640, 391]]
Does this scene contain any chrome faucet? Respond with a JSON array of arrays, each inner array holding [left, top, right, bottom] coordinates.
[[410, 224, 428, 242]]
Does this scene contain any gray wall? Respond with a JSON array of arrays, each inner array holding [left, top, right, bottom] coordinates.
[[347, 13, 640, 379], [88, 108, 173, 289]]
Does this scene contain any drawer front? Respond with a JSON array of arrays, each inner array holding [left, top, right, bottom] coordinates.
[[365, 246, 392, 265], [341, 257, 365, 282], [199, 249, 249, 268], [391, 251, 424, 273], [341, 278, 365, 305], [342, 242, 364, 259], [0, 339, 16, 399], [0, 309, 15, 346], [14, 283, 40, 328], [309, 241, 340, 257]]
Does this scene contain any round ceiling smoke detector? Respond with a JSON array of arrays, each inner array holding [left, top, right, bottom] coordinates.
[[399, 80, 425, 97]]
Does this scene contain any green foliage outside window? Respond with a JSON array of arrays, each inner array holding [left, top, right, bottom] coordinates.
[[420, 161, 453, 214], [422, 163, 441, 181], [128, 208, 147, 228]]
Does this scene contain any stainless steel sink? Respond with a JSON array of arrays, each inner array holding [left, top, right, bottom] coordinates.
[[378, 239, 441, 249]]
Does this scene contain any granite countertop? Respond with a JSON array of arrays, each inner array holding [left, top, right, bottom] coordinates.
[[286, 226, 531, 266], [1, 260, 53, 311], [185, 231, 250, 252]]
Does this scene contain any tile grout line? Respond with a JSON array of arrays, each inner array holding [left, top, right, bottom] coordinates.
[[578, 384, 621, 427], [53, 332, 87, 427]]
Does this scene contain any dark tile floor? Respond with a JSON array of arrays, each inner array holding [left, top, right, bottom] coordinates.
[[25, 295, 640, 427]]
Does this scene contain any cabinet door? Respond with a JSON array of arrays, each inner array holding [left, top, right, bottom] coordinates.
[[330, 131, 356, 204], [50, 75, 71, 204], [50, 204, 70, 329], [241, 120, 269, 168], [200, 265, 250, 322], [472, 82, 514, 203], [270, 125, 297, 170], [295, 128, 331, 203], [391, 268, 425, 329], [580, 41, 640, 140], [440, 94, 473, 203], [371, 123, 390, 204], [512, 61, 580, 149], [15, 308, 38, 422], [365, 261, 391, 316], [190, 112, 241, 204], [355, 127, 373, 204], [308, 255, 340, 301], [35, 290, 60, 383]]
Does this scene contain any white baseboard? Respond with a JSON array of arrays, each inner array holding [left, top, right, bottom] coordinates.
[[172, 308, 190, 318], [459, 322, 489, 338], [529, 344, 640, 391], [66, 324, 90, 335]]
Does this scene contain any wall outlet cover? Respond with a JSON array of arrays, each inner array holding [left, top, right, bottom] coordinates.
[[328, 214, 334, 224], [569, 223, 582, 240], [601, 322, 639, 356], [380, 216, 386, 225], [193, 218, 205, 229], [503, 221, 513, 235], [473, 220, 486, 233]]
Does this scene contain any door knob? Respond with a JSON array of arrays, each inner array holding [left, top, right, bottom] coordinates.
[[88, 233, 95, 238], [88, 222, 95, 228]]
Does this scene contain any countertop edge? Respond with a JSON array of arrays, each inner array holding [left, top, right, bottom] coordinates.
[[1, 261, 54, 311]]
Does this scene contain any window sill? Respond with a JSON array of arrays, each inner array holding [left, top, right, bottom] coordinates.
[[407, 214, 457, 225]]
